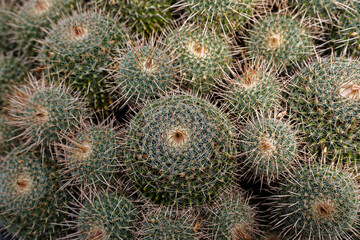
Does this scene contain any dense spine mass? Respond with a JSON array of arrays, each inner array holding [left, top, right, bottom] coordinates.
[[124, 94, 237, 206], [41, 10, 125, 114], [286, 57, 360, 164]]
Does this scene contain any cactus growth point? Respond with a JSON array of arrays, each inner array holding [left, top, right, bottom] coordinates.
[[124, 94, 237, 206]]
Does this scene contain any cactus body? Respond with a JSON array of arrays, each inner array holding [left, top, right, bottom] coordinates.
[[287, 57, 360, 164], [41, 10, 125, 114], [273, 163, 360, 239], [124, 94, 237, 206]]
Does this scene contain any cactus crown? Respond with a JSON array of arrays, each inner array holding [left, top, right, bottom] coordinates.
[[7, 77, 86, 145], [124, 94, 237, 206], [110, 36, 177, 106]]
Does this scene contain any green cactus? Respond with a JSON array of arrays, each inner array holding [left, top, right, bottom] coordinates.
[[96, 0, 173, 36], [0, 0, 16, 51], [239, 111, 299, 184], [110, 37, 177, 106], [286, 57, 360, 164], [10, 0, 77, 56], [124, 94, 237, 206], [179, 0, 255, 34], [74, 192, 138, 240], [60, 119, 120, 187], [7, 77, 86, 146], [245, 12, 315, 70], [272, 163, 360, 239], [41, 10, 125, 114], [206, 191, 258, 240], [219, 59, 282, 121], [166, 24, 233, 93], [0, 55, 27, 110], [139, 207, 203, 239], [0, 149, 69, 239]]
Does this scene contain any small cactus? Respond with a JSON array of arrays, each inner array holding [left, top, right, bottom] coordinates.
[[0, 149, 69, 239], [286, 57, 360, 164], [41, 10, 125, 114], [7, 77, 86, 146], [124, 94, 237, 206], [166, 24, 233, 93], [272, 162, 360, 239]]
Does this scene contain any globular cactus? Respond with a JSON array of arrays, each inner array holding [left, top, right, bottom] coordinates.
[[96, 0, 173, 36], [272, 162, 360, 239], [110, 36, 178, 107], [0, 149, 69, 239], [239, 110, 299, 184], [7, 77, 86, 147], [166, 24, 233, 93], [286, 57, 360, 164], [178, 0, 255, 34], [41, 10, 125, 114], [10, 0, 77, 56], [138, 206, 203, 239], [0, 55, 27, 110], [205, 190, 259, 240], [59, 118, 120, 188], [219, 59, 282, 121], [69, 191, 138, 240], [124, 94, 237, 206], [245, 11, 316, 70]]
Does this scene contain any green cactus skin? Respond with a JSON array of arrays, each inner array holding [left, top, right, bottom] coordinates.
[[60, 119, 120, 187], [73, 192, 138, 240], [0, 55, 27, 110], [286, 57, 360, 165], [272, 163, 360, 239], [124, 94, 237, 206], [205, 191, 258, 240], [96, 0, 173, 36], [0, 149, 69, 239], [0, 0, 16, 51], [41, 10, 125, 114], [10, 0, 77, 56], [110, 37, 178, 106], [239, 111, 299, 185], [179, 0, 255, 34], [7, 78, 86, 146], [138, 207, 203, 239], [0, 114, 21, 156], [245, 12, 315, 70], [219, 60, 282, 121], [166, 24, 233, 93]]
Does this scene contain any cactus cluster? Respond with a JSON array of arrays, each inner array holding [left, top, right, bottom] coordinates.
[[2, 0, 360, 239]]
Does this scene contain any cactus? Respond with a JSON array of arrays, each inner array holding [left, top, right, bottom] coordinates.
[[272, 162, 360, 239], [286, 57, 360, 164], [239, 110, 299, 184], [41, 10, 125, 114], [179, 0, 255, 34], [110, 36, 178, 106], [96, 0, 173, 36], [139, 206, 203, 239], [0, 149, 69, 239], [245, 12, 316, 70], [206, 190, 258, 240], [124, 94, 237, 206], [0, 114, 21, 156], [0, 55, 27, 110], [0, 0, 16, 51], [7, 77, 86, 146], [10, 0, 77, 56], [59, 118, 120, 187], [219, 59, 282, 121], [166, 24, 233, 93], [71, 191, 138, 240]]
